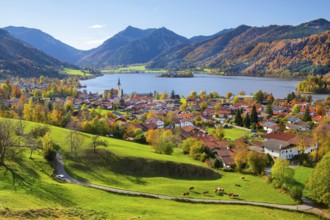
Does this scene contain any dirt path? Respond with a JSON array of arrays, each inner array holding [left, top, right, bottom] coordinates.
[[55, 153, 329, 218]]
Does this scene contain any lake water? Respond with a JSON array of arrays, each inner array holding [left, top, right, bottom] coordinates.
[[80, 73, 301, 98]]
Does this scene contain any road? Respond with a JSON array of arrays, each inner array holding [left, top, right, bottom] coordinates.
[[55, 153, 329, 218]]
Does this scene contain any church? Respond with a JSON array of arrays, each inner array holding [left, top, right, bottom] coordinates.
[[103, 78, 122, 99]]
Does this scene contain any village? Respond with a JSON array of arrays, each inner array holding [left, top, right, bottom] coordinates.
[[2, 77, 328, 171]]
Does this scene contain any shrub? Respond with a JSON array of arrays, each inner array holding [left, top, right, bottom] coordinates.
[[44, 148, 56, 161], [289, 186, 303, 202]]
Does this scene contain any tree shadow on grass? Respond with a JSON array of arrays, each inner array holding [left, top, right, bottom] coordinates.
[[126, 176, 148, 185]]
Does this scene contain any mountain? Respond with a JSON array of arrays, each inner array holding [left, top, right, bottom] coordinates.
[[0, 29, 74, 77], [78, 26, 155, 67], [148, 19, 330, 77], [4, 26, 86, 64], [78, 26, 188, 68], [189, 28, 232, 43]]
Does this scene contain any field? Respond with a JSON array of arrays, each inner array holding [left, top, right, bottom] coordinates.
[[0, 152, 318, 220], [63, 68, 92, 76], [223, 127, 250, 140], [4, 119, 296, 205], [102, 65, 166, 73]]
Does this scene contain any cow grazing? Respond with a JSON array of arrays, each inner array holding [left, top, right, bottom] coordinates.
[[240, 176, 245, 180], [189, 186, 194, 191], [214, 187, 224, 193], [228, 193, 234, 197], [233, 194, 239, 198], [235, 184, 241, 187], [203, 191, 209, 195], [183, 192, 189, 196]]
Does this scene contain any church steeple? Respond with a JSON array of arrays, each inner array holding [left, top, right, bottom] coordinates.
[[117, 78, 121, 98]]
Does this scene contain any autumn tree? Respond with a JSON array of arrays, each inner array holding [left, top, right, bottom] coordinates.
[[42, 132, 56, 161], [234, 140, 248, 172], [305, 152, 330, 207], [225, 92, 232, 100], [214, 126, 225, 140], [199, 101, 208, 111], [247, 151, 266, 175], [253, 90, 264, 103]]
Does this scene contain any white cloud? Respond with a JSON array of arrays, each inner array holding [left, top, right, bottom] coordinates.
[[89, 24, 106, 29]]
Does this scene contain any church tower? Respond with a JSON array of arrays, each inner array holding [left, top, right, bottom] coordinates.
[[117, 78, 121, 98]]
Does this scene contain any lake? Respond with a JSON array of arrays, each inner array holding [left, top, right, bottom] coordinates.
[[80, 73, 301, 98]]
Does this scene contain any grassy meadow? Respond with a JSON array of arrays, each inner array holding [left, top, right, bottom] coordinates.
[[0, 152, 318, 220], [3, 118, 296, 205], [63, 68, 92, 76]]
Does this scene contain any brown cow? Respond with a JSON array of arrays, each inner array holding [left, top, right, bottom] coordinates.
[[233, 194, 239, 198], [189, 186, 194, 191], [203, 191, 209, 195], [241, 176, 245, 180], [183, 192, 189, 196], [228, 193, 234, 197], [235, 184, 241, 187]]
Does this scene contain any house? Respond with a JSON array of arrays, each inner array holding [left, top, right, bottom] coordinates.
[[262, 132, 318, 159], [263, 139, 298, 159], [180, 119, 194, 128], [261, 121, 280, 133], [146, 118, 164, 129]]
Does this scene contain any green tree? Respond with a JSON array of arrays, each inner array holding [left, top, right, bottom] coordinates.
[[291, 104, 300, 115], [271, 158, 294, 189], [305, 152, 330, 206], [247, 151, 266, 175], [234, 109, 243, 126], [250, 104, 259, 124], [189, 140, 204, 160], [265, 104, 273, 116], [253, 90, 264, 103], [181, 137, 196, 154], [303, 105, 312, 122], [243, 113, 251, 128]]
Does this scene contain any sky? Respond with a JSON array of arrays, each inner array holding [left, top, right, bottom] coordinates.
[[1, 0, 330, 50]]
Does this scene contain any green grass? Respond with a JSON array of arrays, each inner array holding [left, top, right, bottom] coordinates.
[[102, 65, 166, 73], [0, 152, 319, 219], [224, 127, 250, 140], [1, 119, 297, 206], [63, 68, 92, 76], [293, 166, 313, 186]]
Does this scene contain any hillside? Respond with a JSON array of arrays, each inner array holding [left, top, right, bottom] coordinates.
[[148, 19, 330, 77], [0, 29, 75, 78], [4, 26, 87, 64], [79, 27, 188, 68]]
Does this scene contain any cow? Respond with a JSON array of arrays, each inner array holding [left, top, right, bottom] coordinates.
[[214, 187, 224, 193], [240, 176, 245, 180], [235, 184, 241, 187], [233, 194, 239, 198], [189, 186, 194, 191], [203, 191, 209, 195], [228, 193, 234, 197], [183, 192, 189, 196]]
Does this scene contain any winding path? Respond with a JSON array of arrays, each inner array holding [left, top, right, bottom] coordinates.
[[55, 154, 328, 218]]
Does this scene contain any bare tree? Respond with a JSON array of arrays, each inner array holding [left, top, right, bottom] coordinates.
[[67, 130, 86, 160], [90, 135, 107, 153], [0, 120, 15, 165]]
